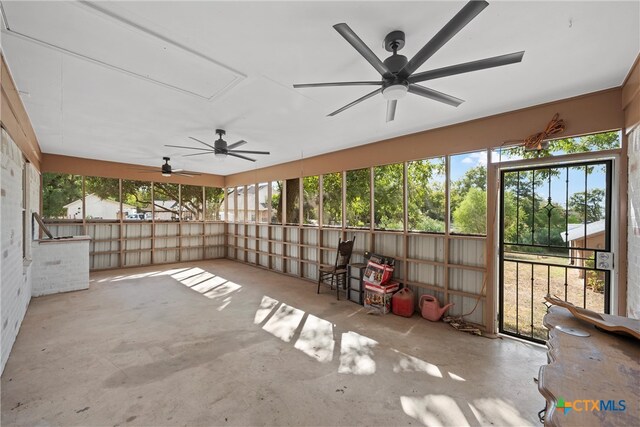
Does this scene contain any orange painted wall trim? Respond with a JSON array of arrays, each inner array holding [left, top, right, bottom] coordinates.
[[622, 54, 640, 132], [0, 54, 42, 170], [226, 88, 624, 186], [42, 153, 225, 187]]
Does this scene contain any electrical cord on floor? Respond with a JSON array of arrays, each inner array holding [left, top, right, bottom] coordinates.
[[537, 407, 546, 424]]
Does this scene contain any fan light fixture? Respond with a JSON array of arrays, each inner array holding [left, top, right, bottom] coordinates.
[[382, 84, 408, 101]]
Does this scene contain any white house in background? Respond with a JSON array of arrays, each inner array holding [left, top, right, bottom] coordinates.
[[226, 183, 269, 222], [63, 194, 135, 219], [141, 200, 179, 221], [561, 219, 606, 270]]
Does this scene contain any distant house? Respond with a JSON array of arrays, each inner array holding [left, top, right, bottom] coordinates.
[[63, 194, 135, 219], [141, 200, 179, 221], [226, 183, 270, 222], [562, 219, 606, 268]]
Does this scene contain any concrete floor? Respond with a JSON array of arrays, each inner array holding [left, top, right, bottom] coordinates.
[[1, 259, 546, 426]]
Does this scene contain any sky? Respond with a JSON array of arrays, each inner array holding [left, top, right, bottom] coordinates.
[[450, 148, 608, 219]]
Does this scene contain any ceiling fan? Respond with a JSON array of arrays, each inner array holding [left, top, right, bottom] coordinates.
[[166, 129, 270, 162], [133, 157, 202, 177], [293, 0, 524, 122]]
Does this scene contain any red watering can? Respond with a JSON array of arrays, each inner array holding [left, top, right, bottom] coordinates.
[[419, 295, 454, 321]]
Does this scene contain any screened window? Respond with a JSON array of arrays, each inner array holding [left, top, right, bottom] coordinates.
[[303, 176, 319, 226], [122, 180, 152, 220], [491, 131, 621, 163], [205, 187, 225, 221], [449, 150, 487, 235], [407, 158, 446, 232], [374, 163, 404, 230], [153, 183, 180, 221], [246, 184, 256, 223], [83, 176, 121, 220], [271, 181, 282, 224], [257, 183, 269, 223], [235, 186, 245, 223], [322, 172, 342, 227], [346, 168, 370, 228], [285, 178, 300, 225], [42, 172, 83, 221], [181, 185, 203, 221]]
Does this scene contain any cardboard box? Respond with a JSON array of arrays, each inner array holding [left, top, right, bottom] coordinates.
[[364, 281, 399, 314]]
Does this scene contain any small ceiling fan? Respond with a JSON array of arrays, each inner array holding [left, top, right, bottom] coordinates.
[[294, 0, 524, 122], [166, 129, 270, 162], [133, 157, 201, 177]]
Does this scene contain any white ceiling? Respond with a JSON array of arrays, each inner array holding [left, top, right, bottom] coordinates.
[[1, 1, 638, 175]]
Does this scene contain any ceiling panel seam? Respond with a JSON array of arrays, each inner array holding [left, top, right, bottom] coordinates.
[[76, 0, 246, 102], [1, 1, 246, 102]]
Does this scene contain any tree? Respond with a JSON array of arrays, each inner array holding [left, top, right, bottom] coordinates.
[[271, 181, 282, 223], [568, 188, 605, 223], [345, 168, 370, 227], [452, 187, 486, 234], [205, 187, 224, 220], [450, 165, 486, 216], [42, 173, 82, 218], [303, 176, 319, 224], [407, 158, 445, 232], [374, 163, 404, 229], [503, 131, 620, 160], [322, 173, 342, 226], [285, 178, 300, 224]]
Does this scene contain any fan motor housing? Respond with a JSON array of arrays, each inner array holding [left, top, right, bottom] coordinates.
[[384, 54, 408, 74]]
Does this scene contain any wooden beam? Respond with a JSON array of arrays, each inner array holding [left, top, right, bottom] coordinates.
[[41, 153, 225, 187], [1, 55, 42, 169], [225, 88, 624, 186]]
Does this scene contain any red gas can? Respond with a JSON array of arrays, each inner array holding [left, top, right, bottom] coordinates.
[[392, 287, 414, 317]]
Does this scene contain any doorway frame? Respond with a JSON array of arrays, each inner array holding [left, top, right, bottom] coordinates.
[[485, 147, 626, 335]]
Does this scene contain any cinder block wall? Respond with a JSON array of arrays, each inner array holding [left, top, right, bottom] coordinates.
[[1, 129, 40, 374]]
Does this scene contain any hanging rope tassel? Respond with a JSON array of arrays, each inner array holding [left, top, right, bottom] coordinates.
[[524, 113, 566, 151]]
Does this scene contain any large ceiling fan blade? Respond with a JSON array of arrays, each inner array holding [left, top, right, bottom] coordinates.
[[328, 88, 382, 117], [227, 152, 257, 162], [188, 136, 216, 150], [165, 144, 211, 151], [400, 0, 489, 78], [294, 81, 382, 88], [175, 172, 201, 177], [386, 100, 397, 122], [226, 140, 248, 150], [229, 149, 270, 155], [183, 151, 216, 157], [333, 23, 391, 77], [408, 84, 464, 107], [409, 51, 525, 83]]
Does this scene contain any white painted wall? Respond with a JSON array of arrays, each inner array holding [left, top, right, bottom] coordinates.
[[31, 238, 90, 296], [1, 128, 40, 374], [627, 127, 640, 319]]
